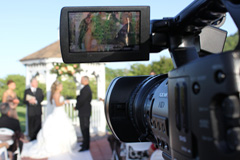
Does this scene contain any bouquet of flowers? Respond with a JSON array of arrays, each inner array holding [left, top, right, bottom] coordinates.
[[50, 63, 81, 78]]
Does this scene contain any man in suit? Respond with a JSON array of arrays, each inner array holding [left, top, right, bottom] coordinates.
[[114, 12, 135, 47], [0, 103, 23, 159], [23, 78, 44, 141], [75, 76, 92, 152]]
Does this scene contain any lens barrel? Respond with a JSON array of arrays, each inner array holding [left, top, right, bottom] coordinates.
[[105, 74, 168, 142]]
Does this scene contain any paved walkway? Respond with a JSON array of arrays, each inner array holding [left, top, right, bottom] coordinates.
[[90, 135, 112, 160]]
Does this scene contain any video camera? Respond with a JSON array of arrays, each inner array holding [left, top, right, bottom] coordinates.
[[60, 0, 240, 159]]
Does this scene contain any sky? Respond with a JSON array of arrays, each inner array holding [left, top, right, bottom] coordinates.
[[0, 0, 237, 78]]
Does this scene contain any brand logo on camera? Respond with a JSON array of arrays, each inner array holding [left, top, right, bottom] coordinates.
[[159, 93, 168, 97]]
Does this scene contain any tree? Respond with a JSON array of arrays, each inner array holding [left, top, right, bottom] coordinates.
[[89, 78, 97, 99], [127, 56, 174, 76], [105, 56, 174, 93], [0, 78, 7, 102], [224, 32, 239, 51], [128, 63, 152, 76], [38, 82, 46, 100], [61, 77, 77, 99], [151, 56, 174, 74]]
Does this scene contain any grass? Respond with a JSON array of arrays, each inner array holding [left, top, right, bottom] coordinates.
[[16, 105, 26, 132]]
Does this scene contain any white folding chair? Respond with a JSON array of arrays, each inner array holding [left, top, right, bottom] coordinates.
[[0, 146, 9, 160], [0, 128, 14, 146], [0, 128, 15, 160]]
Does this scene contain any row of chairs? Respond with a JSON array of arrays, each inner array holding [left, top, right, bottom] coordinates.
[[0, 128, 20, 160]]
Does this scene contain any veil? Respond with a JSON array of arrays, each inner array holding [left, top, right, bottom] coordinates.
[[46, 92, 54, 117], [46, 101, 54, 117]]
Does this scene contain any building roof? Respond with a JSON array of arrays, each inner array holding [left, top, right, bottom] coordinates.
[[20, 41, 61, 62]]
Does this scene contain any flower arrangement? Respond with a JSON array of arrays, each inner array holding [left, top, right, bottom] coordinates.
[[51, 63, 81, 77]]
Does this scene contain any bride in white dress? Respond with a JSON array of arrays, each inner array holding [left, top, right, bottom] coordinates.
[[21, 80, 77, 159]]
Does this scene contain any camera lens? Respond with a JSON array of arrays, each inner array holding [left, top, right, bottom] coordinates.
[[105, 74, 168, 142]]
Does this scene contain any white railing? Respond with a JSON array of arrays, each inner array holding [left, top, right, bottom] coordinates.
[[41, 99, 107, 137]]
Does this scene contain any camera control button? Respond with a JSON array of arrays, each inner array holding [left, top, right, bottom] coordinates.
[[192, 82, 200, 94], [215, 70, 226, 83], [175, 83, 181, 130], [164, 143, 169, 150], [222, 95, 240, 118], [181, 83, 188, 133], [226, 127, 240, 151]]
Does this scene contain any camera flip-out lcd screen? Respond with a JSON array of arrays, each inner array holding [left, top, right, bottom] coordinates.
[[60, 7, 150, 63], [69, 11, 140, 52]]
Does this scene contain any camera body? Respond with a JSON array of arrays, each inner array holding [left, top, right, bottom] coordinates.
[[168, 51, 240, 159], [60, 0, 240, 159]]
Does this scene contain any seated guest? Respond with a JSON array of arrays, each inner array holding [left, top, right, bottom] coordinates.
[[0, 103, 23, 160]]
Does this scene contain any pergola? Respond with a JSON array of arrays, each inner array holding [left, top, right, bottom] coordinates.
[[20, 41, 106, 136], [20, 41, 106, 100]]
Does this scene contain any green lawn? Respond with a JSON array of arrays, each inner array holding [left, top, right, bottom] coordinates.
[[17, 105, 26, 132]]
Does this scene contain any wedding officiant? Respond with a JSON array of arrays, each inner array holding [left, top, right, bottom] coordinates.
[[23, 78, 44, 141]]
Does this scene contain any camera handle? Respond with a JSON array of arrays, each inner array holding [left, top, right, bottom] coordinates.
[[150, 0, 240, 68]]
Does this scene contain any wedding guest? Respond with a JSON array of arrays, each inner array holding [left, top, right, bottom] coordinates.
[[150, 71, 156, 76], [0, 103, 23, 160], [2, 80, 20, 119], [75, 76, 92, 152], [23, 78, 44, 141]]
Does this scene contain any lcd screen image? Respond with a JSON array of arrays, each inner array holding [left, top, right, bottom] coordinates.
[[69, 11, 140, 52]]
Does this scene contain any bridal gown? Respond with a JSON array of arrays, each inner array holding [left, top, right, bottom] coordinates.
[[21, 96, 77, 159]]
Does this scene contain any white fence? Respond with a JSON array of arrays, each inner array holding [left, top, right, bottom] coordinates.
[[41, 99, 107, 137]]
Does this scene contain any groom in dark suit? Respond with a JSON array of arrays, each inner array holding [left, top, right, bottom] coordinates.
[[23, 78, 44, 141], [75, 76, 92, 152]]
